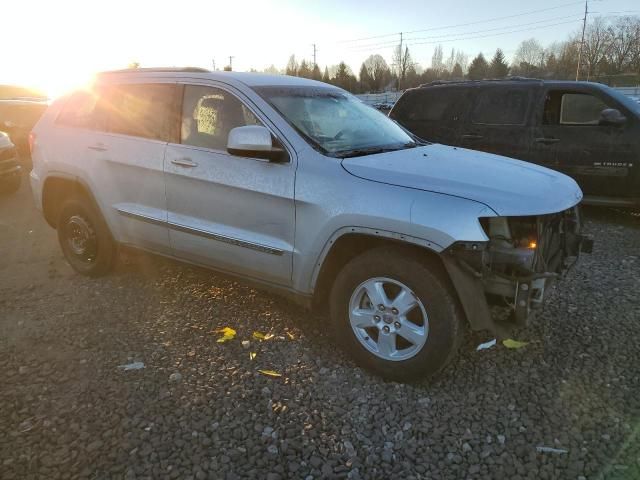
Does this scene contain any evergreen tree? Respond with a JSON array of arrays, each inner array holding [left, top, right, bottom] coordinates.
[[451, 63, 464, 79], [311, 64, 322, 81], [489, 49, 509, 78], [322, 67, 330, 84], [298, 60, 312, 78], [359, 63, 371, 92], [467, 53, 489, 80], [285, 55, 298, 76]]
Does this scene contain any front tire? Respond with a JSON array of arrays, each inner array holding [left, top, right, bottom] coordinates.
[[57, 196, 116, 276], [329, 246, 464, 382]]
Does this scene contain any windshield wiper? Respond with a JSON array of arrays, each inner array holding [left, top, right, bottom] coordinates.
[[337, 142, 417, 159]]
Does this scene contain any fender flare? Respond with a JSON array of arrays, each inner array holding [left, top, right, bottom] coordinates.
[[308, 226, 444, 292]]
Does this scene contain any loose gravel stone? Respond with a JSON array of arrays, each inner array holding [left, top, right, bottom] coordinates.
[[1, 184, 639, 479]]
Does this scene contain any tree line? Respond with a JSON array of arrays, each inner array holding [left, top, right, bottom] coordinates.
[[267, 16, 640, 93]]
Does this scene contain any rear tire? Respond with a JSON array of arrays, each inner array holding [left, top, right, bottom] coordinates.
[[329, 246, 464, 382], [57, 195, 116, 277]]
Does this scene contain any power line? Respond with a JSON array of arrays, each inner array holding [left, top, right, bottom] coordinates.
[[343, 14, 581, 52], [337, 0, 584, 44], [404, 19, 581, 48]]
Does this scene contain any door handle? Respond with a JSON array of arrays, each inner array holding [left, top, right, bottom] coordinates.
[[535, 137, 560, 145], [88, 143, 108, 151], [462, 134, 483, 140], [171, 158, 198, 168]]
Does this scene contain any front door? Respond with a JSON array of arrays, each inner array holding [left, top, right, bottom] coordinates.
[[534, 88, 636, 198], [164, 84, 295, 286]]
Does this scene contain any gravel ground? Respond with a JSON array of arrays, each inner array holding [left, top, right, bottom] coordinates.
[[1, 176, 639, 480]]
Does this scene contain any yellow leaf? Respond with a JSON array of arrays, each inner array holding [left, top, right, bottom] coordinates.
[[215, 327, 237, 343], [502, 339, 529, 349], [249, 352, 257, 360], [258, 369, 282, 378], [286, 331, 295, 340], [253, 331, 274, 340]]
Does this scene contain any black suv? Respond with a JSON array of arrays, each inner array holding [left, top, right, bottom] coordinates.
[[390, 79, 640, 207]]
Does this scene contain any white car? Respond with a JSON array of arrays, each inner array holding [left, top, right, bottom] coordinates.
[[29, 68, 591, 381]]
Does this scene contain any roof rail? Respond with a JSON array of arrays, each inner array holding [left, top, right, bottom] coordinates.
[[419, 76, 543, 88], [99, 67, 211, 74]]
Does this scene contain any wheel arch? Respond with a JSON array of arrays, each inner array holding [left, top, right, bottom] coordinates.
[[42, 174, 101, 229], [311, 228, 496, 334], [311, 228, 445, 307]]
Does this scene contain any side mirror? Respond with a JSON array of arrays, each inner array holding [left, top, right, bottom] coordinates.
[[227, 125, 287, 162], [599, 108, 626, 126]]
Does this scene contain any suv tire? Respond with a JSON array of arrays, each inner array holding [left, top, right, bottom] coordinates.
[[57, 195, 116, 277], [329, 246, 464, 382]]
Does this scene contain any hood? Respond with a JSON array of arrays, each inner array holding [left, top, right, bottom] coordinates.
[[341, 144, 583, 216]]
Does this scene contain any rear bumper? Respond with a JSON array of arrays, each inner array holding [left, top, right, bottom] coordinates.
[[443, 206, 592, 335]]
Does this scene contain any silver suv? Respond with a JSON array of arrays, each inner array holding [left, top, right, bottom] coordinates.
[[30, 68, 591, 381]]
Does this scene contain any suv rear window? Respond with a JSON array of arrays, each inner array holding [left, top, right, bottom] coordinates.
[[471, 88, 529, 125]]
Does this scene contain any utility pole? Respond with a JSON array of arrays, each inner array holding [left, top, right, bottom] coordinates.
[[397, 32, 403, 91], [212, 59, 216, 71], [576, 0, 588, 81], [312, 43, 317, 68], [228, 56, 234, 71]]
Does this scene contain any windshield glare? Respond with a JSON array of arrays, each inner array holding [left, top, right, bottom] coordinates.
[[254, 86, 415, 156]]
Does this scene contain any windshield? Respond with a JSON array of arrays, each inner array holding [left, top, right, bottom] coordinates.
[[253, 86, 416, 157]]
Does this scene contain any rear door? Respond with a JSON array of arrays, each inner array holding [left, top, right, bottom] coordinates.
[[390, 87, 470, 145], [55, 82, 176, 254], [164, 83, 295, 286], [460, 85, 533, 161], [534, 87, 636, 197]]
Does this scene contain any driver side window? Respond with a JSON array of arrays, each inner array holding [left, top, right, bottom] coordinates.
[[181, 85, 264, 151], [543, 91, 610, 126]]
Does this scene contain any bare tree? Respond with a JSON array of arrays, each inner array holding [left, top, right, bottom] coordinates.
[[431, 45, 445, 74], [513, 38, 545, 68], [454, 50, 469, 73], [606, 16, 639, 72], [285, 55, 298, 76], [363, 54, 392, 92], [582, 17, 613, 78], [393, 45, 413, 88]]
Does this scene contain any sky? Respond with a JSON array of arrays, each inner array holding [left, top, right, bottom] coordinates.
[[2, 0, 638, 97]]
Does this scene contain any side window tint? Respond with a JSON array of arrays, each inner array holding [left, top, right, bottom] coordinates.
[[471, 89, 529, 125], [56, 90, 101, 129], [560, 93, 609, 125], [105, 84, 175, 141], [403, 90, 460, 121], [181, 85, 264, 150]]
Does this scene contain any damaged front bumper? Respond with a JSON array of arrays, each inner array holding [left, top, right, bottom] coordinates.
[[442, 207, 593, 335]]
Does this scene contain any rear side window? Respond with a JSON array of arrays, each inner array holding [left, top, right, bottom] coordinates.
[[104, 84, 176, 141], [471, 88, 530, 125], [392, 88, 462, 122], [56, 90, 100, 129]]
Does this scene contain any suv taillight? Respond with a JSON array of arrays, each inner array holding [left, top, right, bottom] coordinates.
[[28, 132, 36, 154]]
